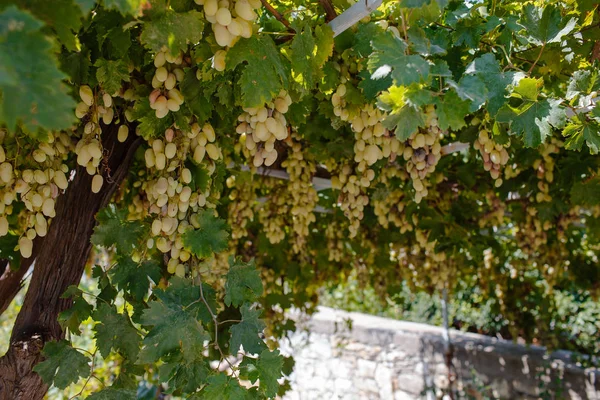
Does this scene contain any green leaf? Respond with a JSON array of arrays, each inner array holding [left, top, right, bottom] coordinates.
[[385, 105, 424, 140], [464, 53, 515, 115], [86, 388, 137, 400], [519, 4, 577, 45], [93, 303, 141, 359], [226, 36, 289, 107], [109, 257, 161, 301], [563, 119, 600, 154], [358, 69, 392, 100], [0, 233, 21, 264], [200, 374, 254, 400], [433, 90, 470, 131], [60, 48, 91, 86], [131, 97, 172, 139], [566, 69, 599, 100], [140, 10, 204, 55], [290, 26, 317, 91], [242, 350, 284, 397], [95, 59, 130, 95], [33, 340, 91, 389], [138, 277, 211, 364], [159, 356, 210, 394], [182, 210, 229, 258], [571, 177, 600, 206], [368, 31, 430, 86], [0, 6, 76, 133], [496, 78, 565, 147], [180, 70, 213, 124], [58, 288, 93, 335], [313, 25, 334, 67], [229, 304, 266, 355], [74, 0, 96, 15], [91, 205, 147, 255], [18, 0, 83, 51], [224, 258, 263, 307], [450, 75, 488, 112]]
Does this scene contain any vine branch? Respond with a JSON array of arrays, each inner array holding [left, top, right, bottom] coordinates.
[[318, 0, 337, 22], [260, 0, 295, 33]]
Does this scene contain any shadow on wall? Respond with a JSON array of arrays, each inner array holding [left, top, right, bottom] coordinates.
[[283, 307, 600, 400]]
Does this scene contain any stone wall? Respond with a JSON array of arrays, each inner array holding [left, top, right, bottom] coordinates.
[[281, 307, 600, 400]]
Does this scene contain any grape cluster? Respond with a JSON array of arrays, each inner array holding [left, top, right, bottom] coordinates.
[[75, 85, 124, 193], [236, 91, 291, 167], [149, 50, 186, 119], [325, 221, 345, 262], [473, 127, 509, 187], [372, 167, 413, 233], [402, 106, 443, 203], [532, 139, 561, 203], [196, 0, 259, 50], [128, 124, 223, 277], [0, 131, 73, 258], [478, 191, 506, 228], [226, 174, 256, 242], [331, 164, 372, 237], [281, 136, 317, 253], [258, 179, 288, 244]]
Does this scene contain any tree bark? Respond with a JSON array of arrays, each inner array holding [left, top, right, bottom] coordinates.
[[0, 240, 42, 316], [0, 125, 141, 400]]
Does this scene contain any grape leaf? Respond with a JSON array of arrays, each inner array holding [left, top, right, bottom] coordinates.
[[571, 177, 600, 206], [17, 0, 83, 51], [314, 25, 334, 67], [368, 31, 430, 86], [60, 48, 91, 86], [108, 257, 161, 301], [104, 0, 144, 15], [200, 374, 255, 400], [93, 303, 141, 359], [563, 119, 600, 154], [566, 69, 599, 100], [496, 78, 565, 147], [86, 388, 137, 400], [0, 233, 21, 264], [433, 90, 470, 131], [131, 97, 173, 139], [290, 26, 317, 91], [95, 59, 130, 95], [180, 70, 213, 124], [464, 53, 516, 115], [224, 258, 263, 307], [138, 278, 211, 364], [140, 10, 204, 55], [229, 304, 267, 355], [449, 75, 489, 112], [33, 340, 91, 389], [58, 288, 93, 335], [0, 6, 76, 133], [358, 69, 392, 100], [242, 350, 284, 397], [519, 4, 577, 45], [182, 210, 229, 258], [384, 105, 424, 140], [226, 36, 289, 107], [74, 0, 96, 15], [158, 356, 210, 394], [91, 205, 147, 255]]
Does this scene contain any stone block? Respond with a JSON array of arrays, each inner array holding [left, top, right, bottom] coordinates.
[[375, 364, 394, 398], [394, 390, 416, 400], [396, 374, 426, 395], [357, 359, 377, 377]]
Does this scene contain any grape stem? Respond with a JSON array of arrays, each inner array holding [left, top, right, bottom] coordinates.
[[260, 0, 294, 33]]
